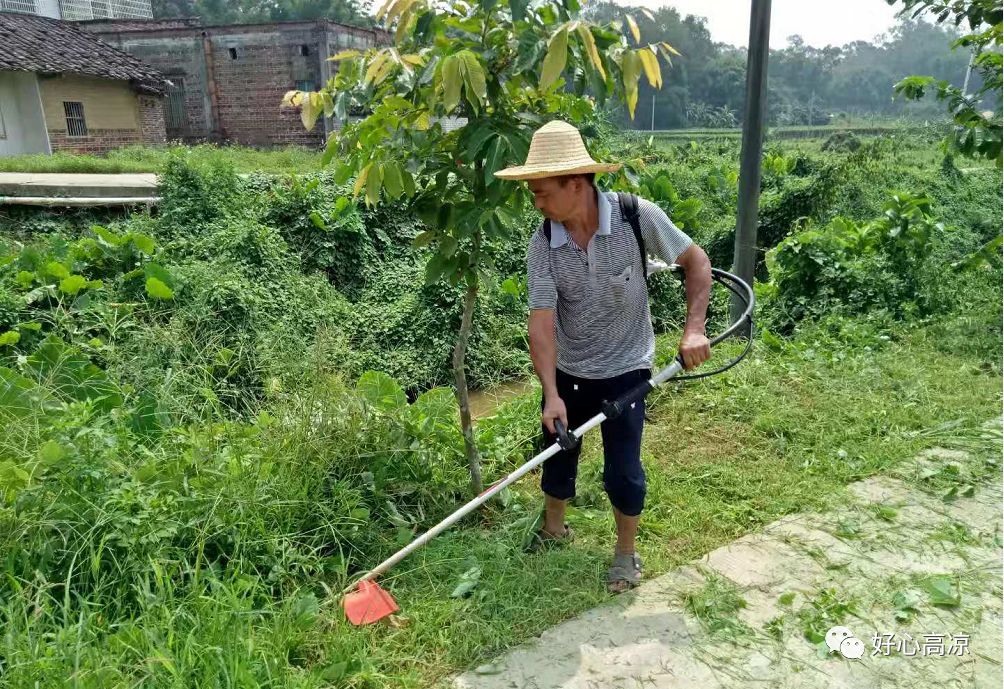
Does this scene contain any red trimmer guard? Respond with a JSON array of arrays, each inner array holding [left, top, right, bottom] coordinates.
[[343, 579, 399, 625]]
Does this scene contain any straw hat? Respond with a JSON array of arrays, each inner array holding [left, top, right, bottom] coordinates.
[[494, 120, 621, 181]]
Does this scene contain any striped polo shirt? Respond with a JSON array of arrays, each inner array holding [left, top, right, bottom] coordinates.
[[526, 187, 694, 379]]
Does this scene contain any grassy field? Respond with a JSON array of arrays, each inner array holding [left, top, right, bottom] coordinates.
[[0, 123, 938, 174], [0, 144, 323, 175], [620, 123, 936, 143], [4, 303, 997, 688]]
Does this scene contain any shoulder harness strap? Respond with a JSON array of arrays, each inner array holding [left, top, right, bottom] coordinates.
[[617, 192, 648, 280]]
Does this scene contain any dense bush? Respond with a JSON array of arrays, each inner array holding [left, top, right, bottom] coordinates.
[[765, 192, 964, 327]]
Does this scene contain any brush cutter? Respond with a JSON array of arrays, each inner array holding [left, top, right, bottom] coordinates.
[[342, 266, 755, 625]]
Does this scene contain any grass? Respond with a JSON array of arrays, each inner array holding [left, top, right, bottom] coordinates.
[[327, 307, 1002, 685], [0, 144, 323, 175], [634, 123, 934, 143], [0, 298, 998, 687]]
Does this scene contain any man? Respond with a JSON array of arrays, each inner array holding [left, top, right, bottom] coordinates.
[[495, 120, 713, 593]]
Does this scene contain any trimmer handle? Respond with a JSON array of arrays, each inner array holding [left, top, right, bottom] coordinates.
[[553, 419, 580, 451]]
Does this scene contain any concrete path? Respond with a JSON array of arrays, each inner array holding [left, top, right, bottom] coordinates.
[[456, 421, 1003, 689], [0, 172, 158, 203]]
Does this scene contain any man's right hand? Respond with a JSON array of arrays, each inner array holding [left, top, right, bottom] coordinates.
[[542, 395, 569, 435]]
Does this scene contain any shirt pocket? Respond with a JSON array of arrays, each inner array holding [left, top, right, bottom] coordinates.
[[607, 265, 634, 308]]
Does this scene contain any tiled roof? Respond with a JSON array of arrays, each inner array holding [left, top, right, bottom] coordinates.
[[0, 11, 165, 95]]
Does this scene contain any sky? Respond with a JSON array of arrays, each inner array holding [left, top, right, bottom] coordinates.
[[617, 0, 904, 48]]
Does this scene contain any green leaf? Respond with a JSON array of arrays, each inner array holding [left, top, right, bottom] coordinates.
[[365, 163, 384, 206], [309, 211, 327, 230], [37, 439, 64, 465], [0, 331, 19, 346], [290, 593, 320, 629], [778, 592, 795, 606], [625, 14, 641, 44], [577, 25, 606, 80], [402, 170, 416, 197], [356, 370, 406, 411], [301, 91, 321, 130], [424, 251, 452, 285], [130, 233, 156, 255], [0, 367, 41, 417], [15, 271, 34, 288], [622, 50, 642, 118], [442, 55, 463, 113], [892, 589, 922, 615], [450, 566, 482, 598], [440, 236, 458, 257], [144, 262, 175, 289], [509, 0, 528, 22], [383, 162, 404, 199], [59, 275, 88, 295], [540, 27, 568, 88], [334, 92, 349, 122], [412, 230, 436, 248], [145, 277, 174, 300], [25, 336, 122, 411], [484, 136, 506, 186], [921, 575, 961, 607], [459, 51, 487, 110], [91, 225, 123, 246], [465, 123, 497, 160], [515, 32, 544, 74], [45, 261, 70, 280]]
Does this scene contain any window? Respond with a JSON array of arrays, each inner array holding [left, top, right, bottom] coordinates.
[[295, 79, 315, 92], [166, 79, 187, 130], [228, 47, 238, 60], [299, 44, 310, 56], [63, 101, 87, 137], [0, 0, 38, 14]]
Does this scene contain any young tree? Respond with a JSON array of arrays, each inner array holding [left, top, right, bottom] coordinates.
[[888, 0, 1002, 164], [888, 0, 1001, 269], [285, 0, 676, 493]]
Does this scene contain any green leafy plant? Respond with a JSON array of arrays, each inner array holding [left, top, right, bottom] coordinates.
[[766, 192, 945, 324]]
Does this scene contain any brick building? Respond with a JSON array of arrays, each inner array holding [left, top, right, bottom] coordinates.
[[0, 11, 165, 155], [81, 17, 388, 147]]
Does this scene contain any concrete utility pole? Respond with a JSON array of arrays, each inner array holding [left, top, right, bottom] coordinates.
[[962, 48, 975, 96], [730, 0, 772, 330]]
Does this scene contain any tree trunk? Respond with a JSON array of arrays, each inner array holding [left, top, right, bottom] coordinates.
[[452, 280, 483, 495]]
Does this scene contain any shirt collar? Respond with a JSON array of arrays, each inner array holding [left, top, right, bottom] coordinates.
[[548, 187, 611, 248]]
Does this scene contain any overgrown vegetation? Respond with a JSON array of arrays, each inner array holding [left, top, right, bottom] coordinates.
[[0, 144, 324, 175], [0, 125, 999, 686]]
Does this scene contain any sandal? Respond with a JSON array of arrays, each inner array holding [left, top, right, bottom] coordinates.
[[606, 552, 643, 593], [524, 523, 574, 553]]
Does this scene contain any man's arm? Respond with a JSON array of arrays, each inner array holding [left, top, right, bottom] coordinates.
[[526, 230, 567, 432], [674, 243, 713, 370], [636, 197, 712, 370], [528, 309, 566, 432]]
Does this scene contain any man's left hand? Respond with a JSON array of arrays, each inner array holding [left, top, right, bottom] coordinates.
[[678, 330, 711, 370]]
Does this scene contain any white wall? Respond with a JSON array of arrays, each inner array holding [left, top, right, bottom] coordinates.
[[0, 71, 51, 156], [36, 0, 62, 18]]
